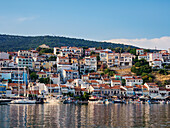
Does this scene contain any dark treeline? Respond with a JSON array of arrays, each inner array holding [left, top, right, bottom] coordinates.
[[0, 34, 138, 52]]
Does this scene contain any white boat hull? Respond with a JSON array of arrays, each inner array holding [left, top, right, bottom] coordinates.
[[10, 99, 36, 104]]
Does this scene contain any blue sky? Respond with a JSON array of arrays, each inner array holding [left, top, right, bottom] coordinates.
[[0, 0, 170, 49]]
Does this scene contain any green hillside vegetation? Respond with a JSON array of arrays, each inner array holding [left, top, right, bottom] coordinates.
[[0, 34, 138, 52], [131, 58, 154, 83]]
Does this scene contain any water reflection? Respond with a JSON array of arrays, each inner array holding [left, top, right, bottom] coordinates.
[[0, 104, 169, 128]]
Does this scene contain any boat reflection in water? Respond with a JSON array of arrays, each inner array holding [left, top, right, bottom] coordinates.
[[0, 104, 169, 127]]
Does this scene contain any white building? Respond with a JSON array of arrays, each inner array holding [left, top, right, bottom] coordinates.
[[16, 56, 33, 69], [111, 80, 122, 87], [54, 47, 61, 55], [138, 53, 150, 61], [0, 52, 9, 59], [125, 76, 143, 86], [149, 52, 163, 62], [51, 74, 60, 85], [150, 59, 163, 69], [144, 83, 159, 98], [136, 49, 144, 55], [119, 53, 134, 67], [62, 69, 79, 83], [18, 50, 38, 57], [84, 56, 97, 72]]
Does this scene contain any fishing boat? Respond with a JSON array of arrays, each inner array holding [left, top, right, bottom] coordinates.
[[63, 97, 73, 104], [0, 99, 12, 105]]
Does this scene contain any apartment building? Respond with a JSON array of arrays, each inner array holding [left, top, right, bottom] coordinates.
[[16, 56, 33, 69], [136, 49, 144, 55], [0, 67, 28, 84], [18, 50, 38, 57], [84, 56, 97, 72], [63, 69, 79, 83], [125, 76, 143, 86], [119, 53, 134, 67]]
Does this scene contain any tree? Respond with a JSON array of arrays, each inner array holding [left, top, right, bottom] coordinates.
[[163, 80, 170, 86], [0, 35, 138, 52], [130, 48, 136, 55], [131, 58, 152, 76], [8, 79, 12, 83], [97, 56, 100, 61], [9, 55, 12, 60], [122, 79, 126, 86], [104, 68, 116, 76], [53, 64, 57, 68], [38, 78, 53, 84], [141, 73, 154, 83], [81, 92, 90, 101], [30, 72, 38, 82], [158, 69, 168, 75], [48, 56, 57, 61], [90, 51, 95, 55]]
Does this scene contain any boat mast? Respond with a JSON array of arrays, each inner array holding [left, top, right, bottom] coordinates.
[[59, 73, 60, 95], [50, 71, 51, 98], [23, 67, 26, 97], [18, 66, 20, 97]]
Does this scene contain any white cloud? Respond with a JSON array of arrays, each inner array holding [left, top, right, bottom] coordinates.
[[105, 36, 170, 50], [17, 16, 36, 22]]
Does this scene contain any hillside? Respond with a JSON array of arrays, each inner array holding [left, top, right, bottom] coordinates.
[[0, 34, 138, 52], [152, 72, 170, 86]]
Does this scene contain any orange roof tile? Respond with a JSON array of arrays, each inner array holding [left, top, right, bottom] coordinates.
[[46, 84, 59, 87], [37, 72, 46, 74], [112, 80, 121, 82]]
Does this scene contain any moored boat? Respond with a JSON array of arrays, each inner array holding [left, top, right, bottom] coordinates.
[[0, 99, 12, 105], [113, 99, 125, 104], [10, 99, 36, 104]]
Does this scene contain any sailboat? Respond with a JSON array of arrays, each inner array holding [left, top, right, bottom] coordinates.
[[46, 73, 56, 104], [10, 67, 36, 104], [46, 69, 61, 104]]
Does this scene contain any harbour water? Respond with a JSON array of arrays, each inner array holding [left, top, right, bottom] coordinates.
[[0, 104, 170, 128]]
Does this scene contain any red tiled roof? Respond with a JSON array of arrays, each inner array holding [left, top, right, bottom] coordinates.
[[112, 80, 121, 82], [103, 78, 110, 81], [64, 69, 78, 72], [154, 59, 161, 61], [46, 84, 59, 87], [67, 79, 74, 82], [90, 80, 99, 83], [58, 62, 71, 65], [37, 72, 46, 74], [125, 86, 133, 88], [134, 85, 142, 89], [60, 85, 67, 88], [143, 85, 148, 89], [89, 72, 100, 75]]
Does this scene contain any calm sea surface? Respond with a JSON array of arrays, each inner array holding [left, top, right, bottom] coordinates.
[[0, 104, 169, 128]]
